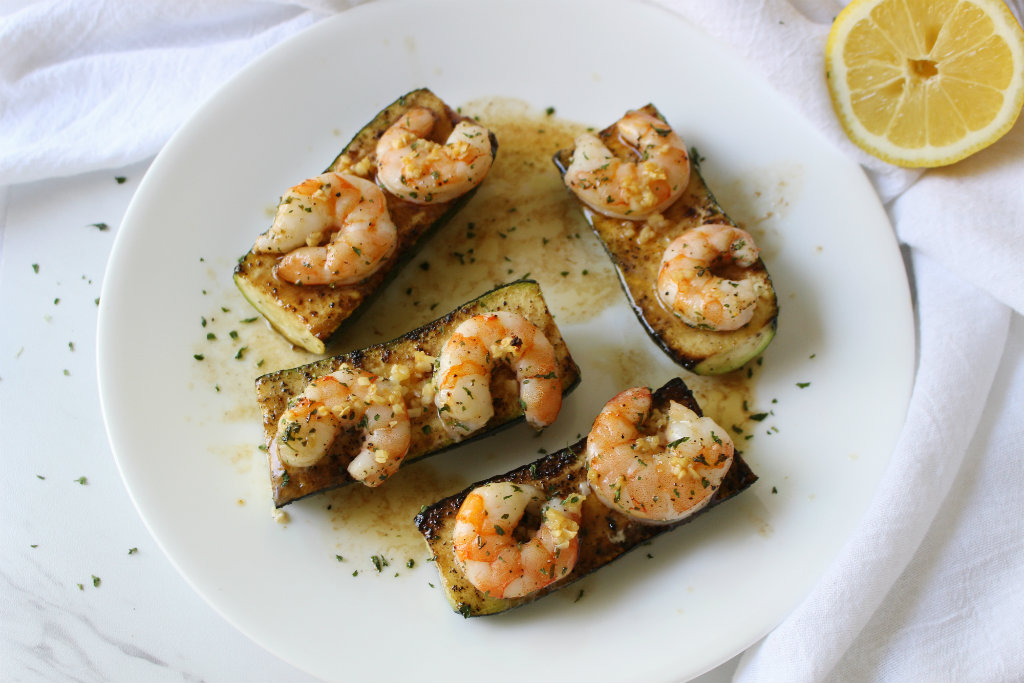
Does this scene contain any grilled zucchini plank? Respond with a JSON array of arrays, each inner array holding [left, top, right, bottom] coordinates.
[[415, 377, 758, 617], [553, 104, 777, 375], [256, 280, 580, 507], [235, 88, 498, 354]]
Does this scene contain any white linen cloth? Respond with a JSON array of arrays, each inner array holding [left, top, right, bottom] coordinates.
[[2, 1, 1022, 680]]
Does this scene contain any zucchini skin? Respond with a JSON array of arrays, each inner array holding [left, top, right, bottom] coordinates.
[[553, 104, 778, 375], [234, 88, 499, 354], [255, 280, 580, 507], [415, 377, 758, 617]]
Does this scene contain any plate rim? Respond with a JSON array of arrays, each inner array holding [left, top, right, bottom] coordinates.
[[97, 1, 916, 680]]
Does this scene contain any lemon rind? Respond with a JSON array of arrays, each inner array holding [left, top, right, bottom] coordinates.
[[826, 0, 1024, 167]]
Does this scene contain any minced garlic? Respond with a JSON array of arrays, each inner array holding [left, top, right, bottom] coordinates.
[[351, 156, 373, 177], [413, 350, 435, 374], [668, 455, 702, 482], [633, 434, 662, 455], [389, 363, 412, 383], [636, 213, 668, 246], [490, 335, 522, 361], [636, 224, 657, 245], [545, 508, 581, 550]]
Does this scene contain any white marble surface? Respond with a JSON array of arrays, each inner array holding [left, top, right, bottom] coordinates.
[[0, 164, 310, 682], [0, 163, 741, 682]]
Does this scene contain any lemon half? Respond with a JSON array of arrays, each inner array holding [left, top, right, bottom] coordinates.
[[826, 0, 1024, 167]]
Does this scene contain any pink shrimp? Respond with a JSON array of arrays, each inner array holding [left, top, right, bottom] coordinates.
[[585, 386, 734, 524], [656, 223, 761, 331], [452, 482, 585, 599], [563, 110, 690, 219], [433, 312, 561, 440], [274, 364, 410, 487], [375, 107, 494, 204], [253, 172, 396, 286]]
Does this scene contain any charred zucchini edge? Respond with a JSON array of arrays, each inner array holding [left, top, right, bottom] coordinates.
[[415, 377, 758, 617], [552, 105, 778, 375], [256, 279, 581, 507], [234, 87, 498, 354]]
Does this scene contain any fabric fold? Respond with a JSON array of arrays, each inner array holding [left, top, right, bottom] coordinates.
[[0, 1, 323, 185], [1, 2, 1021, 681], [734, 252, 1011, 681], [652, 0, 924, 202], [824, 314, 1024, 681], [892, 121, 1024, 315]]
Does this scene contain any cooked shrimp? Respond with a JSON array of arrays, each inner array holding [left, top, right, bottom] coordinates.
[[585, 386, 733, 524], [657, 223, 761, 331], [253, 172, 396, 286], [563, 110, 690, 220], [434, 312, 560, 440], [453, 482, 585, 599], [274, 364, 410, 487], [375, 107, 494, 204]]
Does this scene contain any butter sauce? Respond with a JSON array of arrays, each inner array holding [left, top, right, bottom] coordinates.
[[334, 98, 621, 352], [204, 97, 769, 560]]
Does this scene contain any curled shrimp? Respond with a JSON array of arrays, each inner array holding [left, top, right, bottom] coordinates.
[[274, 364, 411, 487], [375, 107, 494, 204], [253, 172, 397, 286], [434, 312, 561, 440], [563, 110, 690, 220], [657, 223, 761, 331], [585, 386, 733, 524], [453, 481, 586, 599]]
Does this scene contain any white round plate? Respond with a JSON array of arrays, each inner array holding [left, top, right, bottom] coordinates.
[[98, 1, 914, 681]]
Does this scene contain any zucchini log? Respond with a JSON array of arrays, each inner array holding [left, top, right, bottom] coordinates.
[[256, 280, 580, 507], [415, 377, 758, 617], [553, 104, 778, 375], [235, 88, 498, 354]]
